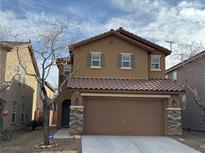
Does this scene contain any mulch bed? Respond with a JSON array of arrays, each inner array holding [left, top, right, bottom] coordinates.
[[0, 128, 81, 153]]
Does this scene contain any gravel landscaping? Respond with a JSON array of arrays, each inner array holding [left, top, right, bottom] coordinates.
[[0, 128, 81, 153], [172, 130, 205, 153]]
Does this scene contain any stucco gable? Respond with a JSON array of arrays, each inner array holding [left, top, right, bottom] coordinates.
[[69, 30, 154, 52], [69, 28, 170, 56]]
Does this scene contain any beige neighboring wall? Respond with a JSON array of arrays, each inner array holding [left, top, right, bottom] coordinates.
[[36, 82, 55, 111], [0, 47, 7, 82], [72, 35, 165, 79], [5, 46, 39, 120]]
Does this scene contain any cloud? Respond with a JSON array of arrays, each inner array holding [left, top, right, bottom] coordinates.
[[0, 9, 77, 87], [1, 0, 205, 85], [102, 0, 205, 68], [109, 0, 167, 14]]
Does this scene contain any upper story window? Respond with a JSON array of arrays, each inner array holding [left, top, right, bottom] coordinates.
[[64, 65, 71, 76], [172, 71, 177, 81], [151, 55, 161, 71], [118, 53, 134, 69], [90, 52, 101, 68], [121, 53, 131, 68]]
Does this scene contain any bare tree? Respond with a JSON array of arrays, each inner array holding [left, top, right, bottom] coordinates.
[[2, 17, 78, 145], [170, 40, 205, 114]]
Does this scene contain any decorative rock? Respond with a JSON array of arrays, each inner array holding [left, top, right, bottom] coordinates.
[[166, 108, 182, 136], [69, 106, 84, 135]]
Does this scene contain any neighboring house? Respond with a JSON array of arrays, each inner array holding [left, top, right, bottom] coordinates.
[[0, 41, 55, 130], [166, 50, 205, 132], [56, 28, 184, 136]]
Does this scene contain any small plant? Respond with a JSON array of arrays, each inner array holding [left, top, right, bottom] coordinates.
[[0, 129, 12, 142]]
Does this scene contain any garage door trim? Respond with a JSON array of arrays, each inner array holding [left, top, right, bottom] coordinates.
[[81, 92, 171, 98]]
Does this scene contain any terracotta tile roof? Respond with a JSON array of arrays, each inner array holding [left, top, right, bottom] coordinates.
[[56, 57, 71, 65], [116, 28, 171, 55], [69, 27, 171, 56], [0, 41, 31, 48], [66, 77, 183, 92], [0, 81, 11, 91]]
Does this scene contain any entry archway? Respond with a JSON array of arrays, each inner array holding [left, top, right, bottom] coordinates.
[[61, 100, 71, 127]]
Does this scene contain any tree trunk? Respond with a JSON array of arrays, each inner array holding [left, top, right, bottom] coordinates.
[[43, 103, 49, 145]]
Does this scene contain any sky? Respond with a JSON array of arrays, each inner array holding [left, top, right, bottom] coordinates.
[[1, 0, 205, 87]]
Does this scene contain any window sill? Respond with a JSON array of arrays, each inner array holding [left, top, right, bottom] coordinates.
[[150, 69, 161, 71], [90, 66, 102, 69], [120, 67, 132, 70]]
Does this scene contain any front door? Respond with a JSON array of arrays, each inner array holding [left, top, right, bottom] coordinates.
[[62, 100, 70, 127]]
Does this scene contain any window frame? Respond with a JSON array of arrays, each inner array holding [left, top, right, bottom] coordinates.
[[21, 112, 25, 123], [90, 52, 102, 68], [150, 55, 161, 71], [63, 65, 71, 76], [172, 71, 177, 81], [11, 112, 16, 124], [121, 53, 132, 69]]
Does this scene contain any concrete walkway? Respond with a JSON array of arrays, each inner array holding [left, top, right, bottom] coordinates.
[[82, 136, 200, 153], [54, 128, 71, 139]]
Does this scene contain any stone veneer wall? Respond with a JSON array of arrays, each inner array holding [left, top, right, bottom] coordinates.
[[69, 106, 84, 135], [166, 108, 182, 135]]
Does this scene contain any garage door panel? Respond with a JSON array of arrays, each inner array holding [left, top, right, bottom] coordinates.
[[84, 98, 125, 135], [84, 97, 165, 136], [125, 100, 164, 135]]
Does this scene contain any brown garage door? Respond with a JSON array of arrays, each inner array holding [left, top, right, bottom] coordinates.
[[84, 97, 165, 136]]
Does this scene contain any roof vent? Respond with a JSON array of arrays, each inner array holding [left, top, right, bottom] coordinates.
[[119, 27, 123, 30], [110, 29, 114, 31]]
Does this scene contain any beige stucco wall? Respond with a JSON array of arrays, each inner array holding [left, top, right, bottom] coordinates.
[[148, 51, 166, 79], [2, 45, 40, 130], [0, 47, 7, 82], [72, 35, 165, 79], [3, 80, 34, 130], [56, 87, 182, 128], [36, 83, 54, 111]]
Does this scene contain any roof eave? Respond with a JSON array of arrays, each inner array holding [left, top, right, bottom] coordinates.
[[116, 28, 171, 56], [166, 50, 205, 73], [66, 87, 184, 94], [69, 30, 154, 52]]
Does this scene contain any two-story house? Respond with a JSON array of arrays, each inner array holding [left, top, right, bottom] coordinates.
[[0, 41, 55, 130], [166, 50, 205, 132], [56, 28, 184, 136]]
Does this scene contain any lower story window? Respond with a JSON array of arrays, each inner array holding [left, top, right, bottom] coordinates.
[[21, 113, 24, 123], [11, 112, 16, 124]]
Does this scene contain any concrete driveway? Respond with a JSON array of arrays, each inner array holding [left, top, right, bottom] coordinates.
[[82, 136, 200, 153]]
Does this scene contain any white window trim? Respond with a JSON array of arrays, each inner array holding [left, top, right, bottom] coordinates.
[[150, 55, 161, 71], [172, 71, 177, 81], [90, 66, 102, 69], [63, 65, 71, 76], [120, 67, 132, 70], [90, 51, 102, 54], [11, 112, 16, 124], [90, 52, 101, 68], [121, 53, 132, 69]]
